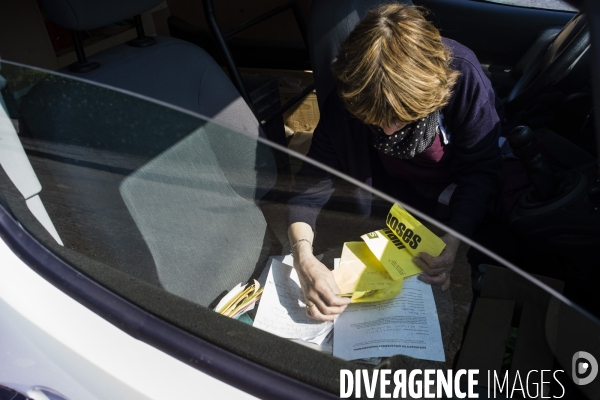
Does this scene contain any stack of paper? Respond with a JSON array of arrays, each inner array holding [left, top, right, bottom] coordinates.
[[253, 259, 333, 346], [334, 275, 446, 362], [214, 280, 263, 319], [249, 204, 447, 362]]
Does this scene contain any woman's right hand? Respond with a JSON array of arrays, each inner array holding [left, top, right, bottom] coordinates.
[[294, 251, 351, 322], [288, 222, 350, 321]]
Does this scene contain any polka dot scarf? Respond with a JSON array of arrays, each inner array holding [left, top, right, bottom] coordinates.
[[371, 109, 439, 159]]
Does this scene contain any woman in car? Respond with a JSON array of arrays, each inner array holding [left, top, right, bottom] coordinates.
[[287, 4, 502, 321]]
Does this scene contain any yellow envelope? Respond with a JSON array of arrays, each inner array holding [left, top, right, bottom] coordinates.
[[361, 229, 423, 281], [333, 242, 403, 303], [385, 203, 446, 258]]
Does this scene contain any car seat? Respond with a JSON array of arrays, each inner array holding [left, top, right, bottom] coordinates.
[[38, 0, 264, 136], [14, 0, 279, 307]]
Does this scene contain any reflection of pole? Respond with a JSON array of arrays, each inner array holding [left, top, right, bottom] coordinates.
[[133, 14, 146, 40], [290, 0, 309, 49], [71, 30, 88, 65], [0, 74, 63, 246], [68, 31, 99, 72], [202, 0, 255, 113]]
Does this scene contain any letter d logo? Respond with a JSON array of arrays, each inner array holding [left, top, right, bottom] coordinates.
[[572, 351, 598, 385]]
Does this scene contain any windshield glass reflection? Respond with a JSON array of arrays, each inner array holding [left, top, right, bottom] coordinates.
[[0, 61, 598, 399]]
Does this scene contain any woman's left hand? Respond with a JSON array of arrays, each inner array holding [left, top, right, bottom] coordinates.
[[413, 234, 460, 292]]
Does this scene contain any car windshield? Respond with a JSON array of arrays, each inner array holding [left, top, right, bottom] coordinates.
[[1, 60, 599, 398]]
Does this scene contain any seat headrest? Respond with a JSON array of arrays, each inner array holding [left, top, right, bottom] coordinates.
[[39, 0, 162, 31]]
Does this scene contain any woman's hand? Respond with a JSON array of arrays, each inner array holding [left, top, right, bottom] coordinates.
[[288, 222, 351, 321], [294, 252, 351, 321], [413, 233, 460, 292]]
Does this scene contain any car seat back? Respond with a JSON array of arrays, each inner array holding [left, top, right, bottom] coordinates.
[[18, 73, 277, 307], [17, 0, 278, 307]]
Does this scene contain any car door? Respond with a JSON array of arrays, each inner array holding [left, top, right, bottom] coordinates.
[[0, 235, 257, 400], [0, 56, 599, 399]]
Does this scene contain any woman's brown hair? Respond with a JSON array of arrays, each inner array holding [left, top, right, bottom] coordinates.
[[331, 4, 459, 127]]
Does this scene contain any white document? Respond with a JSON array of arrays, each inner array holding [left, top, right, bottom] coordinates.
[[253, 259, 333, 340], [292, 330, 334, 354], [333, 276, 445, 362]]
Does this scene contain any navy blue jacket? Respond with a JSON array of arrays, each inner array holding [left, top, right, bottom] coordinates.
[[288, 39, 501, 237]]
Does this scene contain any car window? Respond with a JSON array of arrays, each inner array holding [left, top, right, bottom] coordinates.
[[480, 0, 577, 12], [1, 60, 599, 398]]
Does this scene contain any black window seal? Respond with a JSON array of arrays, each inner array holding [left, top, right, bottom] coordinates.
[[0, 204, 337, 400]]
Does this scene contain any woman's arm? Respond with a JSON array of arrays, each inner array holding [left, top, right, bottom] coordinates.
[[444, 49, 502, 238], [286, 93, 352, 321], [288, 222, 350, 321], [448, 97, 501, 237], [412, 46, 501, 290]]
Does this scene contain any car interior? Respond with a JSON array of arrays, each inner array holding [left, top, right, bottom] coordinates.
[[1, 0, 599, 398]]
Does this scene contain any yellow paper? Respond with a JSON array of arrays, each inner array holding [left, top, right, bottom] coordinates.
[[385, 203, 446, 257], [332, 242, 403, 303], [217, 280, 261, 316], [217, 284, 249, 314], [227, 287, 263, 318], [361, 229, 423, 280]]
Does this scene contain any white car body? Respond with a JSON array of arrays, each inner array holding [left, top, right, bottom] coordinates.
[[0, 235, 256, 400]]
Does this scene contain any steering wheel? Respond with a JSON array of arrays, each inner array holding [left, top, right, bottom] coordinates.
[[506, 12, 590, 110]]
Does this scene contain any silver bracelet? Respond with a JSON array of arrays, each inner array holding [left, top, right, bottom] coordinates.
[[291, 238, 312, 253]]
